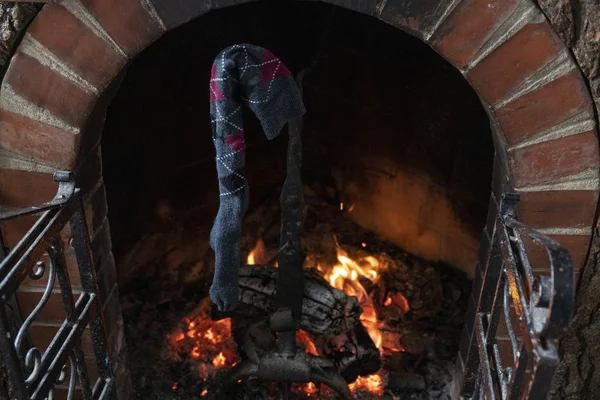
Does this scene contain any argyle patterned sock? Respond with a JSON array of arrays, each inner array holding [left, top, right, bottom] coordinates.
[[209, 44, 305, 311]]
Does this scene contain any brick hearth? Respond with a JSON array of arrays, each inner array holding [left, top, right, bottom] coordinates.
[[0, 0, 598, 398]]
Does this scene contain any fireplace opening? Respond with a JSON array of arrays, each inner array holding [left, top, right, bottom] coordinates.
[[100, 1, 493, 398]]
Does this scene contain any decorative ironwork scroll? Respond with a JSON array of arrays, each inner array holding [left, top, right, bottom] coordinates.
[[460, 193, 575, 399], [0, 171, 116, 399]]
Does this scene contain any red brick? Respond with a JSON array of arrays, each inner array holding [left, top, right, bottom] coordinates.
[[91, 220, 112, 272], [509, 131, 600, 186], [518, 190, 598, 229], [53, 357, 100, 400], [497, 338, 517, 368], [496, 305, 522, 338], [379, 0, 456, 39], [0, 169, 57, 206], [17, 290, 69, 323], [524, 234, 591, 271], [431, 0, 520, 69], [84, 181, 107, 238], [28, 3, 127, 89], [467, 22, 563, 105], [0, 110, 80, 168], [80, 0, 164, 56], [23, 249, 83, 289], [5, 52, 97, 129], [495, 72, 593, 146], [97, 254, 117, 305], [0, 215, 37, 248], [148, 0, 210, 30], [29, 324, 94, 355], [53, 387, 84, 400], [102, 284, 120, 336]]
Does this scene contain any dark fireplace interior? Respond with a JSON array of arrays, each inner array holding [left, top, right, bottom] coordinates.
[[100, 1, 494, 398]]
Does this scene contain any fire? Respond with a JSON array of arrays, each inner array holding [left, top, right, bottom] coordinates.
[[339, 202, 355, 212], [247, 239, 267, 265], [296, 330, 319, 356], [167, 300, 238, 380], [299, 382, 320, 397], [170, 236, 409, 397], [191, 346, 201, 358], [212, 352, 226, 367], [385, 292, 410, 314], [349, 374, 384, 395], [321, 243, 384, 350], [305, 382, 318, 395]]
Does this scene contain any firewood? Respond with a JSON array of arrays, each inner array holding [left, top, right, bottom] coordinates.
[[319, 322, 381, 382], [228, 265, 362, 337]]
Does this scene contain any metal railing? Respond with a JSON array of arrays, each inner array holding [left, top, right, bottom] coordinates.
[[461, 193, 575, 399], [0, 172, 116, 400]]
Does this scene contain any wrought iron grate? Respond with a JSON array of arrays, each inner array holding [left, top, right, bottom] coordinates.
[[0, 172, 116, 400], [461, 193, 575, 399]]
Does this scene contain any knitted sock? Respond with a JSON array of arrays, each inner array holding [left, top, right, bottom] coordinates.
[[209, 44, 305, 311]]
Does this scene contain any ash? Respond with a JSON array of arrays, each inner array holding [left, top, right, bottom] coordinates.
[[119, 181, 471, 399]]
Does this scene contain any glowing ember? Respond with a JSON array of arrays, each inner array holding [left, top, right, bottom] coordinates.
[[169, 237, 410, 397], [297, 382, 320, 397], [386, 292, 410, 314], [167, 299, 238, 379], [349, 373, 384, 395], [212, 352, 227, 367], [191, 346, 201, 358]]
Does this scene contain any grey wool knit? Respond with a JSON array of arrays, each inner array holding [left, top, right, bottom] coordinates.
[[209, 44, 306, 311]]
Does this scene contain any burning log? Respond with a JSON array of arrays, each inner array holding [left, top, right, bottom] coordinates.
[[228, 265, 362, 337], [318, 322, 381, 383]]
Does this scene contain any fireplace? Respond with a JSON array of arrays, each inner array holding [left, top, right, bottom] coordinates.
[[99, 3, 491, 398], [0, 0, 597, 399]]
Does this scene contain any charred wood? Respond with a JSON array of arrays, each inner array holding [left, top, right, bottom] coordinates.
[[228, 265, 362, 337], [317, 322, 381, 383]]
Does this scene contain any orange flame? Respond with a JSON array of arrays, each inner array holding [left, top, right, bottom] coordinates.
[[247, 239, 267, 265], [168, 305, 237, 380], [212, 352, 227, 367], [386, 292, 410, 314], [321, 243, 383, 350], [349, 374, 384, 395], [296, 330, 319, 356], [301, 382, 319, 396], [170, 236, 410, 397]]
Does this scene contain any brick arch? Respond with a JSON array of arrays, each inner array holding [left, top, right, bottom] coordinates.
[[0, 1, 597, 397], [0, 0, 597, 274]]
